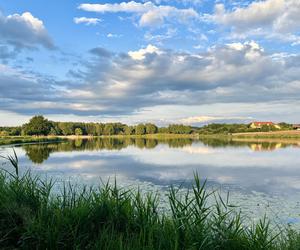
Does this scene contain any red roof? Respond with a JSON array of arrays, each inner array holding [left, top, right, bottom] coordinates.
[[253, 122, 274, 125]]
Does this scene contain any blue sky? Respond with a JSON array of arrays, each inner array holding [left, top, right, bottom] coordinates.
[[0, 0, 300, 126]]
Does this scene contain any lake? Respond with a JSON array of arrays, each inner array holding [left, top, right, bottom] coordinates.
[[1, 137, 300, 227]]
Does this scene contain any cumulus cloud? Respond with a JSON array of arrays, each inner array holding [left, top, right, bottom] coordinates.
[[214, 0, 285, 30], [128, 44, 162, 60], [212, 0, 300, 45], [78, 1, 200, 27], [179, 116, 253, 125], [1, 41, 300, 121], [0, 11, 54, 49], [73, 17, 101, 25]]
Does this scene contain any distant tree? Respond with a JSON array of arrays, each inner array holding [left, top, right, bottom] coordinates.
[[75, 128, 83, 136], [10, 127, 21, 136], [49, 123, 62, 136], [58, 122, 74, 135], [113, 123, 126, 135], [145, 123, 158, 134], [135, 124, 146, 135], [95, 123, 104, 136], [103, 124, 115, 135], [277, 123, 292, 130], [158, 127, 169, 134], [261, 125, 270, 132], [85, 123, 96, 135], [168, 124, 192, 134], [22, 116, 52, 136], [125, 126, 135, 135], [0, 131, 9, 137]]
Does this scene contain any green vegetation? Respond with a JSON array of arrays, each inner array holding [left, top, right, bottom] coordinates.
[[233, 131, 300, 139], [0, 116, 195, 137], [22, 116, 52, 136], [0, 136, 64, 146], [198, 123, 292, 135], [0, 116, 297, 139], [1, 154, 300, 249]]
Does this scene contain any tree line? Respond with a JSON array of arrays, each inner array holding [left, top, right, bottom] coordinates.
[[0, 116, 195, 136], [0, 116, 294, 137], [197, 122, 293, 134]]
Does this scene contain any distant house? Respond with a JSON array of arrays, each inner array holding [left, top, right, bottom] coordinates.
[[293, 124, 300, 130], [250, 122, 281, 129]]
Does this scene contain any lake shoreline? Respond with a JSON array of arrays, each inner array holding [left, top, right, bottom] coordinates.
[[0, 133, 198, 146], [199, 130, 300, 140], [2, 131, 300, 147]]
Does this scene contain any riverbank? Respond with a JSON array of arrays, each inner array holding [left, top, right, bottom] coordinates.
[[198, 130, 300, 140], [232, 130, 300, 139], [2, 131, 300, 148], [0, 136, 65, 146], [0, 160, 300, 250], [0, 133, 199, 146]]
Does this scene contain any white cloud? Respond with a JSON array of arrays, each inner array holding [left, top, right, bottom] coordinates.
[[128, 44, 162, 60], [0, 11, 54, 49], [179, 115, 252, 125], [107, 33, 121, 38], [73, 17, 101, 25], [78, 1, 200, 27], [2, 41, 300, 123], [214, 0, 284, 30], [213, 0, 300, 44]]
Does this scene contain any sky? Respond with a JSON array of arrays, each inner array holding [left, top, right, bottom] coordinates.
[[0, 0, 300, 126]]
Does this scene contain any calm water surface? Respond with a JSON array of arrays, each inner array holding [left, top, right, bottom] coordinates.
[[1, 137, 300, 226]]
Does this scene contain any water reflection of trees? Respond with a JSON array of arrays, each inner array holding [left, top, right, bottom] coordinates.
[[23, 137, 297, 164], [23, 138, 194, 164], [23, 144, 53, 164], [199, 138, 297, 151]]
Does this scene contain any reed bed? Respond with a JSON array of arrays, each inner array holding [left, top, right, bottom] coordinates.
[[0, 152, 299, 249]]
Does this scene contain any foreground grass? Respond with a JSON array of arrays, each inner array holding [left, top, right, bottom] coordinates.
[[0, 156, 300, 249]]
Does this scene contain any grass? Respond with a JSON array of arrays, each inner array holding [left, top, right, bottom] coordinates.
[[232, 131, 300, 139], [0, 153, 300, 249], [0, 136, 64, 146]]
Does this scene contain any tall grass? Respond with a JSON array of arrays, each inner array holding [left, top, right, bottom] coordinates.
[[0, 153, 299, 249]]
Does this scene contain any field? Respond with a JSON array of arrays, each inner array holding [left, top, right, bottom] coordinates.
[[232, 130, 300, 139]]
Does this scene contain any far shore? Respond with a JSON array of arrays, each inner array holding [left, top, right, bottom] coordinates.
[[232, 130, 300, 139], [0, 133, 199, 141], [2, 130, 300, 145]]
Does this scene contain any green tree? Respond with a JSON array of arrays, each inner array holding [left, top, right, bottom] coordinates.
[[145, 123, 158, 134], [103, 124, 115, 135], [135, 124, 146, 135], [0, 131, 9, 137], [22, 116, 52, 136], [75, 128, 83, 136], [58, 122, 74, 135], [95, 123, 104, 136], [125, 126, 135, 135], [168, 124, 192, 134]]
